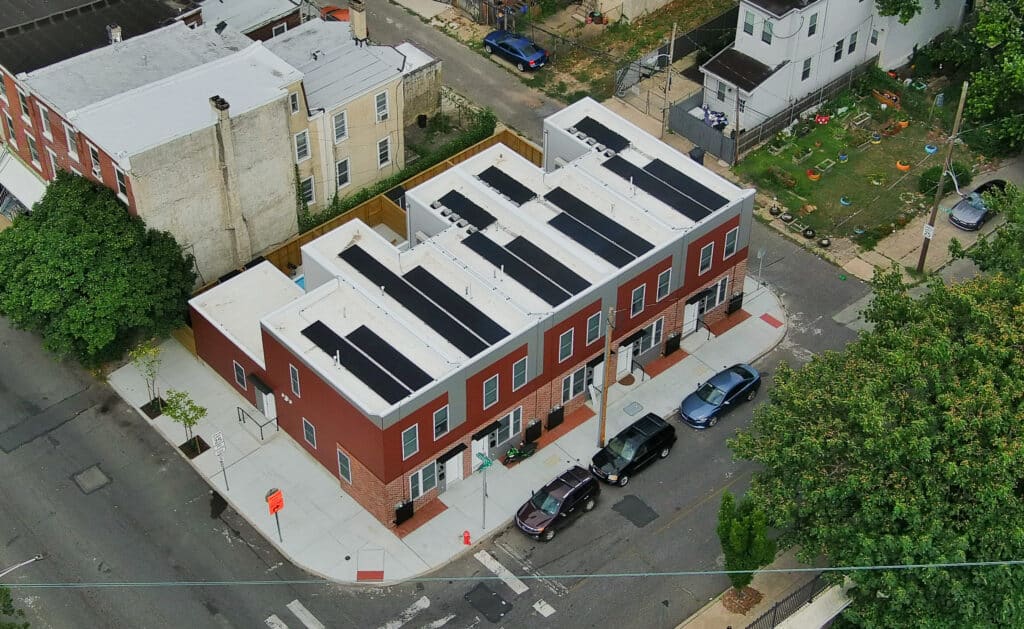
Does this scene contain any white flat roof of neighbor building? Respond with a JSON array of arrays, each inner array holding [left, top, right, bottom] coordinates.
[[189, 262, 303, 367], [395, 42, 434, 73], [198, 0, 298, 32]]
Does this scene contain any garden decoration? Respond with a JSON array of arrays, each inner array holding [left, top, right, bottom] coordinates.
[[838, 152, 849, 163], [924, 144, 938, 154], [840, 195, 852, 206], [818, 237, 831, 248], [853, 226, 866, 235], [870, 132, 882, 144], [814, 114, 830, 125], [911, 80, 927, 91], [897, 119, 910, 129], [779, 213, 795, 223], [769, 205, 783, 216], [869, 173, 887, 186], [871, 89, 901, 110], [807, 169, 821, 181], [803, 228, 816, 239], [896, 160, 911, 172]]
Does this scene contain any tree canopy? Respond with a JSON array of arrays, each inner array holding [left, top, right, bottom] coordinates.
[[0, 586, 28, 629], [717, 490, 776, 592], [0, 171, 195, 366], [730, 269, 1024, 627], [875, 0, 940, 24]]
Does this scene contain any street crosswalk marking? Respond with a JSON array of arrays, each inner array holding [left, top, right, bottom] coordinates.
[[378, 595, 430, 629], [494, 539, 568, 597], [474, 550, 529, 595], [533, 600, 557, 618], [265, 614, 289, 629], [286, 600, 325, 629]]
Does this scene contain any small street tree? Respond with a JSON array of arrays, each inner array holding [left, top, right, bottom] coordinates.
[[0, 586, 28, 629], [717, 490, 777, 601], [163, 389, 207, 454], [129, 341, 163, 412]]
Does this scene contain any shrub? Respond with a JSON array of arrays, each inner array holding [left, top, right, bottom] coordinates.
[[918, 162, 972, 196]]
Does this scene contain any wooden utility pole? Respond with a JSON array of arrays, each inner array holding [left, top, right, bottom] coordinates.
[[597, 306, 616, 447], [733, 94, 742, 165], [917, 81, 969, 273], [661, 22, 677, 138]]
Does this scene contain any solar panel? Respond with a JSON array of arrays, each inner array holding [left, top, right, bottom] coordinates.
[[462, 232, 571, 306], [602, 155, 711, 221], [438, 190, 496, 230], [404, 266, 509, 344], [301, 321, 410, 404], [643, 158, 728, 211], [544, 187, 654, 257], [573, 116, 629, 152], [505, 236, 591, 294], [548, 213, 635, 268], [346, 325, 433, 391], [338, 246, 488, 356], [478, 166, 536, 205]]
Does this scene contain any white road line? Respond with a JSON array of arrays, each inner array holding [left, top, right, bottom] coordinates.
[[494, 540, 568, 597], [378, 595, 431, 629], [474, 550, 529, 595], [533, 600, 557, 618], [286, 600, 325, 629], [419, 613, 456, 628], [265, 614, 289, 629]]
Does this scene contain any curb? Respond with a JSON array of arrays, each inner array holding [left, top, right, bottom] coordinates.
[[675, 590, 728, 629]]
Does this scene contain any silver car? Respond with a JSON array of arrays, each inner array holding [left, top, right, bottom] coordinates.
[[949, 179, 1007, 231]]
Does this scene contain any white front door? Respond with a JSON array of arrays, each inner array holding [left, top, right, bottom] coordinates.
[[471, 437, 488, 471], [682, 302, 699, 335], [445, 454, 464, 484], [616, 342, 634, 377]]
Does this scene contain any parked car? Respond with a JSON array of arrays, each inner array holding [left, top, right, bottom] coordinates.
[[483, 30, 548, 72], [948, 179, 1007, 231], [514, 466, 599, 541], [320, 5, 349, 21], [679, 363, 761, 429], [590, 413, 676, 487]]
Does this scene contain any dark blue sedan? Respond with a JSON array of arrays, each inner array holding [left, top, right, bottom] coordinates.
[[483, 30, 548, 72], [679, 363, 761, 429]]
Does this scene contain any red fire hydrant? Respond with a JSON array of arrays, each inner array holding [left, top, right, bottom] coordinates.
[[463, 530, 472, 546]]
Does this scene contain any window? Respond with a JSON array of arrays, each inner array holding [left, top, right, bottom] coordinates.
[[402, 425, 419, 459], [834, 39, 844, 62], [302, 418, 317, 448], [848, 31, 858, 54], [433, 405, 449, 439], [337, 449, 351, 483], [716, 80, 726, 101], [375, 91, 389, 122], [801, 57, 812, 81], [761, 21, 773, 45], [512, 357, 527, 391], [808, 13, 818, 36], [631, 285, 646, 316], [294, 130, 309, 162], [636, 318, 664, 355], [717, 276, 730, 305], [494, 407, 522, 445], [870, 29, 879, 45], [724, 227, 739, 259], [27, 136, 39, 167], [561, 367, 586, 403], [37, 103, 51, 138], [701, 277, 731, 312], [333, 110, 348, 142], [409, 462, 436, 499], [699, 242, 714, 274], [0, 78, 6, 103], [483, 375, 499, 409], [656, 268, 671, 301], [114, 167, 128, 197], [4, 113, 15, 146], [272, 22, 287, 37], [289, 364, 301, 397], [558, 329, 574, 362], [377, 137, 390, 168], [299, 176, 314, 205], [335, 158, 350, 190], [738, 98, 746, 113], [586, 311, 602, 345], [233, 360, 246, 389], [17, 89, 29, 119], [88, 143, 101, 178], [46, 148, 59, 177], [289, 92, 299, 114], [63, 123, 79, 162], [743, 11, 754, 35]]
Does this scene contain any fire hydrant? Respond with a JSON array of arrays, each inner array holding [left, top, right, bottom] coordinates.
[[463, 530, 472, 546]]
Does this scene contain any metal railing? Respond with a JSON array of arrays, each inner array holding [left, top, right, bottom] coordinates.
[[237, 406, 278, 441], [745, 574, 830, 629]]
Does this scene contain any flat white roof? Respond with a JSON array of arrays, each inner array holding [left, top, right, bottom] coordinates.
[[198, 0, 298, 32], [396, 42, 434, 74], [189, 262, 304, 367]]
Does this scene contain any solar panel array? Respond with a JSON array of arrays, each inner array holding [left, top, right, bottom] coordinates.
[[643, 158, 728, 210], [572, 116, 630, 152], [403, 266, 509, 344], [438, 190, 496, 230], [301, 321, 413, 404], [477, 166, 536, 205], [601, 155, 713, 222], [544, 187, 654, 268]]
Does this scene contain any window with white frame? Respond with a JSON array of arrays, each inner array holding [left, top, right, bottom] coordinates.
[[233, 360, 246, 389], [433, 405, 449, 439], [333, 110, 348, 142], [272, 22, 287, 37], [17, 89, 29, 119], [63, 123, 79, 162], [802, 57, 812, 81], [699, 242, 714, 274], [88, 143, 101, 178], [631, 284, 646, 316], [337, 449, 351, 483], [4, 113, 15, 146], [848, 31, 858, 54], [724, 227, 739, 259], [409, 462, 436, 499], [636, 317, 664, 354], [808, 13, 817, 36], [558, 329, 574, 362], [289, 364, 301, 397], [717, 276, 730, 305], [302, 418, 317, 448], [402, 425, 419, 459], [512, 357, 527, 391], [483, 374, 499, 409], [834, 39, 843, 62], [377, 137, 390, 168], [701, 277, 730, 312], [716, 80, 726, 101], [561, 367, 586, 404], [299, 176, 314, 205], [494, 407, 522, 445], [375, 91, 389, 122], [586, 311, 602, 345], [761, 20, 773, 44], [743, 11, 754, 35], [114, 167, 128, 197], [294, 130, 309, 162], [27, 136, 39, 167], [870, 29, 879, 45], [656, 268, 671, 301], [738, 98, 746, 113], [46, 148, 58, 177], [336, 158, 350, 189], [37, 103, 51, 138], [289, 92, 299, 114]]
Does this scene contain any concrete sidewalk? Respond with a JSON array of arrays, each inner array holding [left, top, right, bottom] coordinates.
[[108, 277, 787, 584]]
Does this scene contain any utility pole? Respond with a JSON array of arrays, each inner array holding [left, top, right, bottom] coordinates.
[[733, 93, 742, 165], [917, 81, 968, 274], [661, 22, 677, 138], [597, 306, 616, 447]]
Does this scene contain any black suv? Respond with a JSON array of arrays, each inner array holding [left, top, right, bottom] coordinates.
[[514, 466, 600, 542], [590, 413, 676, 487]]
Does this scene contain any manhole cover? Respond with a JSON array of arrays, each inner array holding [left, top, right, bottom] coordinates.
[[73, 465, 110, 494], [623, 402, 643, 416], [612, 494, 659, 528], [464, 582, 512, 623]]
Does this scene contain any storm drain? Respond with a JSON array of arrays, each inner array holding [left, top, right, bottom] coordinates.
[[73, 465, 110, 494], [612, 494, 659, 527], [464, 582, 512, 623]]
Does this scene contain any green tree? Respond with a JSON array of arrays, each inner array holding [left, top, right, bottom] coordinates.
[[129, 341, 163, 408], [875, 0, 940, 24], [163, 389, 207, 450], [0, 172, 195, 366], [731, 268, 1024, 627], [0, 586, 28, 629], [950, 182, 1024, 275], [717, 490, 777, 592]]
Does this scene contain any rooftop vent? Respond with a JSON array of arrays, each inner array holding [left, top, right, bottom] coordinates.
[[576, 131, 588, 140], [586, 137, 597, 146], [595, 143, 606, 152], [440, 207, 452, 217], [215, 21, 227, 35], [430, 200, 443, 209], [465, 225, 478, 234], [106, 24, 122, 44], [568, 126, 577, 134], [456, 219, 468, 229], [604, 149, 616, 158], [447, 213, 461, 223]]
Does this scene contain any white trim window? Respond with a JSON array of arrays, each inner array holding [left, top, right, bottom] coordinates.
[[494, 407, 522, 445], [46, 148, 59, 177], [723, 227, 739, 259], [17, 88, 29, 120], [807, 13, 817, 37], [272, 22, 288, 37], [802, 57, 812, 81], [561, 367, 586, 404], [483, 374, 499, 409], [233, 360, 246, 389], [433, 405, 450, 439], [37, 103, 52, 139], [834, 39, 844, 63], [742, 10, 754, 35], [88, 143, 102, 178], [4, 113, 15, 147], [294, 130, 310, 162], [335, 158, 350, 189], [377, 137, 391, 168], [512, 357, 528, 391], [630, 284, 646, 316], [289, 364, 301, 397], [699, 242, 714, 275], [333, 110, 348, 143], [0, 78, 6, 103], [702, 277, 731, 311], [409, 462, 436, 500], [63, 123, 79, 162], [761, 20, 773, 45], [636, 317, 665, 354], [716, 80, 726, 101], [558, 329, 574, 363], [289, 92, 300, 114], [586, 311, 602, 345], [375, 91, 389, 122], [27, 136, 40, 167], [848, 31, 858, 54], [300, 176, 314, 205], [337, 449, 352, 483], [114, 166, 128, 198], [870, 29, 879, 45], [302, 418, 317, 448], [402, 425, 419, 460], [656, 268, 671, 301], [717, 276, 730, 305]]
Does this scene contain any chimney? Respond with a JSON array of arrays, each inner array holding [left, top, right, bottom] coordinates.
[[349, 0, 367, 43], [106, 24, 122, 44]]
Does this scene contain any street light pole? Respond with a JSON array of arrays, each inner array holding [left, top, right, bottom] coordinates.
[[0, 554, 43, 580]]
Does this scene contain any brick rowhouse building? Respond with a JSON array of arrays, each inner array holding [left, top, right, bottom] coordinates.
[[189, 98, 756, 529]]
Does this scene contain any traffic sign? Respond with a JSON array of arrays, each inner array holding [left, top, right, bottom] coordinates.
[[266, 488, 284, 515], [922, 224, 935, 240], [475, 452, 493, 469]]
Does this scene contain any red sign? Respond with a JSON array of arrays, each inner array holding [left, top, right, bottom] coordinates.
[[266, 489, 284, 515]]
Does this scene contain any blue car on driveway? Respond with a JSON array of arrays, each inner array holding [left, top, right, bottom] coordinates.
[[679, 363, 761, 429], [483, 30, 548, 72]]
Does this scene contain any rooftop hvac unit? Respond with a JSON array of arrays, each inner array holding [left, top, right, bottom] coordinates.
[[431, 200, 443, 209], [456, 219, 468, 228], [576, 131, 587, 140], [604, 149, 616, 158], [586, 137, 597, 146], [447, 213, 461, 222], [568, 126, 577, 134], [465, 225, 478, 234], [595, 143, 606, 152], [553, 157, 568, 168], [440, 207, 452, 217]]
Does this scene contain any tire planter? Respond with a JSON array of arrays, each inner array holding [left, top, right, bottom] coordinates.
[[840, 195, 852, 206], [838, 153, 849, 163], [870, 133, 882, 144], [925, 144, 938, 154], [769, 205, 783, 216], [779, 213, 795, 223], [818, 237, 831, 248], [897, 120, 910, 129], [803, 228, 816, 239], [853, 227, 866, 235], [896, 160, 911, 172], [807, 169, 822, 181]]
